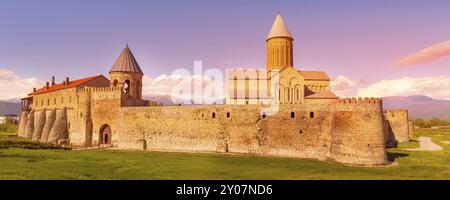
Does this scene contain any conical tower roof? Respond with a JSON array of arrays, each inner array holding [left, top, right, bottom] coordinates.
[[109, 44, 143, 74], [267, 14, 293, 40]]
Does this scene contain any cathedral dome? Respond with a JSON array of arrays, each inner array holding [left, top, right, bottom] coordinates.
[[267, 14, 293, 41], [109, 44, 143, 74]]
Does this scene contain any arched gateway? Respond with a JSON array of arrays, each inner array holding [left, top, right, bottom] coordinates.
[[99, 124, 112, 145]]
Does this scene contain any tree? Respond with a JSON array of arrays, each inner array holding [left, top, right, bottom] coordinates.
[[413, 118, 426, 128], [413, 117, 450, 128]]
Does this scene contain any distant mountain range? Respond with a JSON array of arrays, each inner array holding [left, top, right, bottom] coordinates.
[[143, 95, 178, 105], [2, 95, 449, 120], [0, 99, 21, 115], [382, 95, 450, 120]]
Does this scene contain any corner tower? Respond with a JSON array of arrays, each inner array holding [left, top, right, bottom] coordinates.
[[266, 14, 294, 71], [109, 44, 144, 100]]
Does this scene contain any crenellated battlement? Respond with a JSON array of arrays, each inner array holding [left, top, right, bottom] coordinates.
[[78, 86, 123, 93], [385, 109, 408, 113], [337, 97, 382, 104], [384, 109, 409, 117]]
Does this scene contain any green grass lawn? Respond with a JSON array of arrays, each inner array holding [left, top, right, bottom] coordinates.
[[1, 129, 449, 180]]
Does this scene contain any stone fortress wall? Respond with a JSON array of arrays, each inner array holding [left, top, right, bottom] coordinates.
[[384, 109, 412, 145], [18, 108, 71, 144], [16, 14, 414, 167], [408, 120, 414, 138], [70, 86, 123, 146], [16, 68, 413, 167], [80, 97, 388, 166], [16, 77, 412, 167], [17, 85, 123, 145], [16, 83, 412, 167]]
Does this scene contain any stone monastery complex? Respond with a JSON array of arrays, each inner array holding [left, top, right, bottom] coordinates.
[[17, 14, 413, 166]]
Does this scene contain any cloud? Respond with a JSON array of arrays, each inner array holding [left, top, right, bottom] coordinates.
[[331, 75, 358, 97], [142, 74, 224, 104], [142, 74, 214, 96], [394, 40, 450, 67], [0, 69, 44, 100], [356, 76, 450, 100]]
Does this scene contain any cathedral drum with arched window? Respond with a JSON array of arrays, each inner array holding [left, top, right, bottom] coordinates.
[[109, 44, 144, 100]]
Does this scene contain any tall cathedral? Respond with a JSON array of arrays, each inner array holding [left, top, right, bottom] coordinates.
[[226, 14, 338, 105]]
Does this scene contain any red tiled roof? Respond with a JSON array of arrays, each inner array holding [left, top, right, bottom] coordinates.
[[30, 75, 104, 95], [300, 71, 330, 81]]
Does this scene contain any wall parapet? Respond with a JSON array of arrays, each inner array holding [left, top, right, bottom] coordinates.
[[384, 109, 409, 114], [78, 86, 123, 93], [337, 97, 382, 104], [334, 97, 383, 112]]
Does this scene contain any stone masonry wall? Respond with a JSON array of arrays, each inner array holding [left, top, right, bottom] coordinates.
[[48, 108, 68, 144], [32, 109, 46, 141], [408, 120, 414, 138], [17, 85, 389, 166], [24, 110, 34, 138], [88, 97, 387, 166], [40, 109, 56, 142], [17, 111, 28, 137], [331, 98, 387, 165], [385, 109, 409, 143]]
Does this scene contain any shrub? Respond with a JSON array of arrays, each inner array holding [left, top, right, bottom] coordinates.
[[0, 135, 69, 150], [0, 122, 18, 134]]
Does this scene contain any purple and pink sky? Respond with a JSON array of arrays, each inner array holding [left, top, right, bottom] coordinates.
[[1, 0, 450, 100]]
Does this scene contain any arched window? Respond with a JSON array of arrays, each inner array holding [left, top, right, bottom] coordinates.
[[124, 80, 131, 94], [310, 112, 314, 118], [287, 88, 290, 101], [291, 112, 295, 118], [278, 89, 281, 100], [245, 77, 249, 99], [233, 77, 237, 98], [227, 112, 230, 118], [212, 112, 216, 118], [113, 79, 118, 87]]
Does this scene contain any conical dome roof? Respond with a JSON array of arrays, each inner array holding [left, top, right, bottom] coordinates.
[[267, 14, 293, 40], [109, 44, 143, 74]]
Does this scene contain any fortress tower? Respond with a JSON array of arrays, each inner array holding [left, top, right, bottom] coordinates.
[[109, 44, 144, 100], [266, 14, 294, 71]]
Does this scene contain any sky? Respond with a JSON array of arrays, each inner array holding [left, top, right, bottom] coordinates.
[[1, 0, 450, 100]]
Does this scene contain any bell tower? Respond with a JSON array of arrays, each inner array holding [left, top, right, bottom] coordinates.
[[266, 14, 294, 72], [109, 44, 144, 100]]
